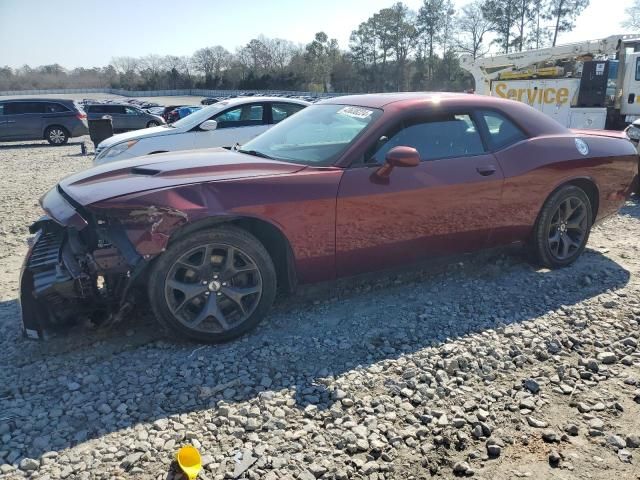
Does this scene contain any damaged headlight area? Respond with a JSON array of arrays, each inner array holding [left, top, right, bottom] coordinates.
[[20, 211, 145, 340]]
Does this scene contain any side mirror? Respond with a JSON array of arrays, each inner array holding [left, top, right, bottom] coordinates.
[[375, 146, 420, 179], [200, 120, 218, 131], [386, 146, 420, 167]]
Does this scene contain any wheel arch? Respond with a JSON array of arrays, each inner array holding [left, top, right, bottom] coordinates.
[[43, 124, 70, 139], [167, 215, 297, 294], [557, 177, 600, 220], [531, 176, 600, 239]]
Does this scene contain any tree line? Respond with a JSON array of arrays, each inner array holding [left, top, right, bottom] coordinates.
[[0, 0, 606, 94]]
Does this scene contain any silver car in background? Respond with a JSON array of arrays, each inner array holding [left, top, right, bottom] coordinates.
[[0, 98, 89, 145], [85, 104, 165, 132]]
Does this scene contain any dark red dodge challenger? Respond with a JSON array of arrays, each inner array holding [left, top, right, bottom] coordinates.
[[20, 93, 638, 343]]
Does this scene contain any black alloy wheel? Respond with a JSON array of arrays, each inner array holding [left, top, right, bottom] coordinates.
[[164, 243, 262, 333], [531, 185, 592, 268], [547, 196, 588, 261], [148, 226, 276, 343]]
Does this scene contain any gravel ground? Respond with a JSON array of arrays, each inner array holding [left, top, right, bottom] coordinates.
[[1, 139, 639, 480]]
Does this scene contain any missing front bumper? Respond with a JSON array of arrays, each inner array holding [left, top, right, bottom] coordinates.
[[20, 218, 147, 340], [20, 223, 98, 339]]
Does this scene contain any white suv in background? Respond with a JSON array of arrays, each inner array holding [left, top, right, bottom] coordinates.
[[94, 97, 309, 164]]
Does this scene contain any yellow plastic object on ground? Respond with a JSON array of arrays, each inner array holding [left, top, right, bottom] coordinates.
[[176, 445, 202, 480]]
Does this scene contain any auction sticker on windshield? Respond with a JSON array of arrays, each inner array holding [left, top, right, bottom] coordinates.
[[337, 106, 373, 119]]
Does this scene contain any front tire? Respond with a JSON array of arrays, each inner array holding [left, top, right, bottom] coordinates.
[[531, 185, 593, 268], [148, 226, 276, 343], [45, 126, 69, 145], [147, 121, 160, 128]]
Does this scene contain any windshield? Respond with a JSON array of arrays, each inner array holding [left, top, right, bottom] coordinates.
[[240, 104, 381, 166], [170, 101, 231, 128]]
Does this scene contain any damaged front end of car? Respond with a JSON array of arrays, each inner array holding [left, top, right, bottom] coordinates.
[[19, 184, 186, 339]]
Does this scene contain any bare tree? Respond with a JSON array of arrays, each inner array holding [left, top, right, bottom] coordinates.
[[264, 38, 299, 71], [623, 0, 640, 30], [457, 1, 494, 59], [110, 56, 140, 74], [192, 46, 231, 86]]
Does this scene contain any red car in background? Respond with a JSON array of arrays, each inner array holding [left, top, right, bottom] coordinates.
[[20, 93, 638, 343]]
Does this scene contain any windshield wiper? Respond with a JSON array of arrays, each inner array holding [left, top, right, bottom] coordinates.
[[237, 149, 275, 160]]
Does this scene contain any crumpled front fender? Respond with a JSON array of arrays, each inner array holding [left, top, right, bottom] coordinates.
[[87, 184, 215, 257]]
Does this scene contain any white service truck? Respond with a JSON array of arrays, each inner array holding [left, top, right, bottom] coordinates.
[[460, 35, 640, 130]]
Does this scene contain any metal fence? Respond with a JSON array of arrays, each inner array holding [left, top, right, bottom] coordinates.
[[0, 87, 347, 98]]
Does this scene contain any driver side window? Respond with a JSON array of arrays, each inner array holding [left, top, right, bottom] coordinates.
[[368, 113, 484, 163]]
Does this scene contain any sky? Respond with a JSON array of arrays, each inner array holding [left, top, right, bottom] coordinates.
[[0, 0, 635, 69]]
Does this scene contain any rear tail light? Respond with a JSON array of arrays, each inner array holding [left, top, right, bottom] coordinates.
[[76, 112, 86, 120]]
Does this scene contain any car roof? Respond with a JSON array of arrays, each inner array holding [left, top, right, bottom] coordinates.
[[0, 97, 76, 103], [318, 92, 568, 137], [85, 103, 138, 107], [218, 96, 311, 106], [317, 92, 469, 108]]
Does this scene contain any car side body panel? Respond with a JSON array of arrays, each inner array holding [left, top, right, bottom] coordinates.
[[335, 153, 505, 277], [88, 167, 343, 284], [491, 134, 637, 245], [19, 93, 638, 340]]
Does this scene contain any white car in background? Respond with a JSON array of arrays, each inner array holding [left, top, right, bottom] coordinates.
[[94, 97, 309, 164]]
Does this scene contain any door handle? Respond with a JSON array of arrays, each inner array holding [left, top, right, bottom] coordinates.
[[476, 165, 497, 176], [6, 120, 16, 124]]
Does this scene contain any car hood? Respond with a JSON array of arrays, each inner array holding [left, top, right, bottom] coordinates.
[[58, 148, 306, 206], [98, 125, 176, 148]]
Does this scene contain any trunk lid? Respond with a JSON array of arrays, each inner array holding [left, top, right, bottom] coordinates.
[[570, 128, 629, 139]]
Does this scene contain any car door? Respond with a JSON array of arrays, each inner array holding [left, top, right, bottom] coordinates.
[[335, 111, 505, 277], [0, 103, 8, 139], [3, 102, 44, 139], [86, 105, 102, 122], [107, 105, 128, 131], [192, 103, 268, 149], [124, 106, 143, 130]]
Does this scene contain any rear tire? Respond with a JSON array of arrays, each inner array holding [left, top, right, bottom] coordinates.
[[531, 185, 593, 268], [148, 226, 276, 343], [45, 126, 69, 145], [147, 121, 160, 128]]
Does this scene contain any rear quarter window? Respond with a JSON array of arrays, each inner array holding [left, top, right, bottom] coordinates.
[[480, 110, 527, 150], [271, 103, 306, 123], [44, 103, 70, 113]]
